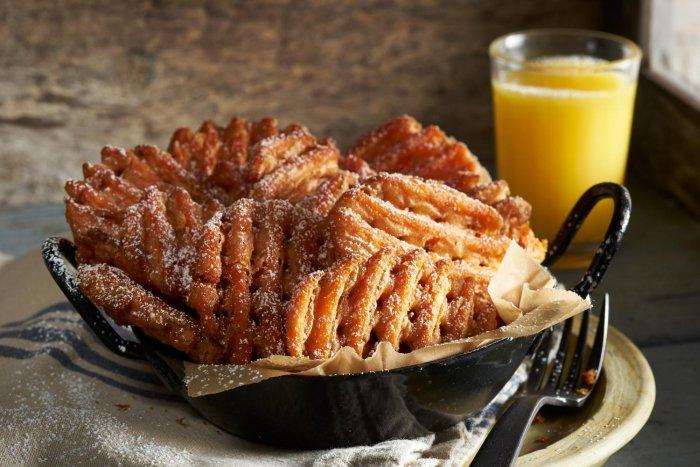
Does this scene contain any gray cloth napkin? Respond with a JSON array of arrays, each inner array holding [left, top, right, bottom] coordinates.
[[0, 299, 525, 466]]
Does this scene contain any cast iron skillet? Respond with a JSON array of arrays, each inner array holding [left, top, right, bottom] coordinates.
[[42, 182, 630, 449]]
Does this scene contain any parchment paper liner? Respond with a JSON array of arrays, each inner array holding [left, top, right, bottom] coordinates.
[[184, 242, 590, 397]]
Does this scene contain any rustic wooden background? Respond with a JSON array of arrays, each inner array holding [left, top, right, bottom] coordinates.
[[0, 0, 604, 206]]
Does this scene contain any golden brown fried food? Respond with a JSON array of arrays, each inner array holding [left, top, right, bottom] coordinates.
[[464, 180, 546, 262], [69, 162, 352, 363], [324, 173, 510, 267], [346, 116, 546, 260], [347, 115, 491, 189], [169, 117, 277, 182], [284, 171, 359, 295], [101, 145, 212, 203], [68, 177, 302, 363], [66, 114, 547, 365], [68, 184, 225, 338], [78, 263, 224, 363], [81, 117, 355, 211], [167, 117, 351, 204], [286, 247, 497, 359]]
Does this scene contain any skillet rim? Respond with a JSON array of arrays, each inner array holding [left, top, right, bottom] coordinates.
[[134, 326, 526, 384]]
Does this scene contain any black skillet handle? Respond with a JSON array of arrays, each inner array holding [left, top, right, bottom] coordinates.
[[542, 182, 631, 298], [41, 237, 145, 359]]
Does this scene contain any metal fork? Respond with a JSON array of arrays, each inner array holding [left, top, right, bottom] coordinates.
[[471, 294, 610, 467]]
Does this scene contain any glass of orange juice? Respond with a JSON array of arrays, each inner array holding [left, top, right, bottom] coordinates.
[[490, 29, 641, 252]]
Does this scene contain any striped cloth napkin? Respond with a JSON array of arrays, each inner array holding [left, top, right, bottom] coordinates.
[[0, 253, 526, 466]]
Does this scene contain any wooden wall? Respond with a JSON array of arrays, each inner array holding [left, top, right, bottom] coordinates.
[[0, 0, 604, 206], [631, 76, 700, 217]]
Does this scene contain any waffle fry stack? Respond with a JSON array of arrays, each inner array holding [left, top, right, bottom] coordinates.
[[68, 116, 546, 364]]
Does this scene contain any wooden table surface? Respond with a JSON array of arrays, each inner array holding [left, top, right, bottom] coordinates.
[[1, 176, 698, 466]]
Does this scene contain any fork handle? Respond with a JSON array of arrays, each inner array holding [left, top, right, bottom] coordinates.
[[471, 396, 545, 467]]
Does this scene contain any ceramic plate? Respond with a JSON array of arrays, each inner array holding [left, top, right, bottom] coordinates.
[[518, 315, 655, 466]]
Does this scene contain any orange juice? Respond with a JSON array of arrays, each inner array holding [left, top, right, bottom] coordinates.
[[493, 56, 637, 242]]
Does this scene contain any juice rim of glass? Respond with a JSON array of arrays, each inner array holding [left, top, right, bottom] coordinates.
[[489, 28, 642, 72]]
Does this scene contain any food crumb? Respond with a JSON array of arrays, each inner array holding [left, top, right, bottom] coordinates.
[[536, 436, 550, 444], [582, 368, 597, 386], [115, 404, 130, 412], [175, 418, 188, 427], [577, 387, 590, 396], [533, 413, 545, 424]]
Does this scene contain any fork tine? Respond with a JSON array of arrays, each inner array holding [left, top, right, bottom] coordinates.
[[560, 308, 590, 392], [543, 318, 573, 391], [586, 294, 610, 378], [525, 327, 555, 391]]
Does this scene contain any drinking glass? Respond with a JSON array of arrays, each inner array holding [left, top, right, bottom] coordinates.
[[490, 29, 641, 249]]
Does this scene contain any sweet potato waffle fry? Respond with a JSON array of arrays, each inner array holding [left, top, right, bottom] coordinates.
[[324, 173, 510, 266], [69, 184, 295, 362], [66, 115, 548, 364], [286, 247, 497, 360], [168, 117, 348, 204], [68, 176, 350, 363], [346, 116, 546, 260], [78, 263, 224, 363], [465, 180, 546, 261], [346, 115, 490, 189]]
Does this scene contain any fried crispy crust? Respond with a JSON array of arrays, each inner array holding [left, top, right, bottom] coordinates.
[[68, 184, 224, 337], [348, 115, 490, 187], [347, 116, 547, 261], [166, 118, 350, 204], [349, 115, 422, 164], [78, 263, 224, 363], [249, 200, 292, 357], [248, 146, 340, 203], [90, 117, 354, 209], [284, 171, 359, 295], [68, 179, 300, 363], [220, 199, 256, 363], [325, 173, 510, 267], [69, 172, 503, 363], [465, 180, 546, 262], [286, 248, 497, 359], [66, 114, 546, 365]]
